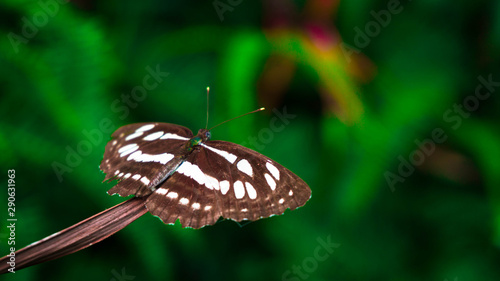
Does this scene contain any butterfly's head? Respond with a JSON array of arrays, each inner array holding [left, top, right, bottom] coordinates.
[[196, 129, 211, 142]]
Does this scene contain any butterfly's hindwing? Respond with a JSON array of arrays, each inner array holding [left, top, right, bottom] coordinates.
[[100, 123, 193, 197]]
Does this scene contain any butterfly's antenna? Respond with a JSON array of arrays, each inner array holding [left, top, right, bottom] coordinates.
[[208, 107, 265, 131], [205, 87, 210, 129]]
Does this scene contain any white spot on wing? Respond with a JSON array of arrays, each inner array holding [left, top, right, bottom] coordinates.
[[220, 180, 230, 195], [125, 131, 143, 141], [180, 197, 189, 205], [192, 203, 201, 210], [176, 161, 219, 191], [204, 205, 212, 211], [136, 124, 155, 132], [156, 188, 168, 195], [143, 131, 164, 141], [264, 173, 276, 191], [241, 208, 248, 212], [245, 182, 257, 199], [127, 151, 174, 164], [279, 198, 285, 204], [115, 170, 120, 175], [201, 144, 237, 164], [118, 143, 137, 153], [124, 173, 131, 179], [288, 190, 293, 196], [234, 181, 245, 199], [127, 151, 142, 161], [119, 143, 139, 157], [160, 133, 189, 141], [140, 177, 150, 185], [132, 174, 141, 180], [266, 162, 280, 180], [177, 161, 206, 185], [237, 159, 253, 177], [167, 192, 178, 199]]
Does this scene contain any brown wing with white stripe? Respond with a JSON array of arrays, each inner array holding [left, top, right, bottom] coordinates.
[[145, 140, 311, 229], [100, 122, 193, 197]]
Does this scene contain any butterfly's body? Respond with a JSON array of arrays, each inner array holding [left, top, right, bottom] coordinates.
[[186, 129, 211, 151], [101, 122, 311, 229]]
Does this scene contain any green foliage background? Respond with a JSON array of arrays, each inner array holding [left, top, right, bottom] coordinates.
[[1, 0, 500, 280]]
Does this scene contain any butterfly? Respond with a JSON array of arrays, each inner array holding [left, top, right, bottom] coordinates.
[[100, 116, 311, 229]]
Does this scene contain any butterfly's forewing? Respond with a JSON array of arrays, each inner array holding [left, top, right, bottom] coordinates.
[[145, 140, 311, 229], [100, 123, 193, 197]]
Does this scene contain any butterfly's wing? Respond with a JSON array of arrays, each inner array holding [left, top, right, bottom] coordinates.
[[145, 140, 311, 229], [100, 123, 193, 197]]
